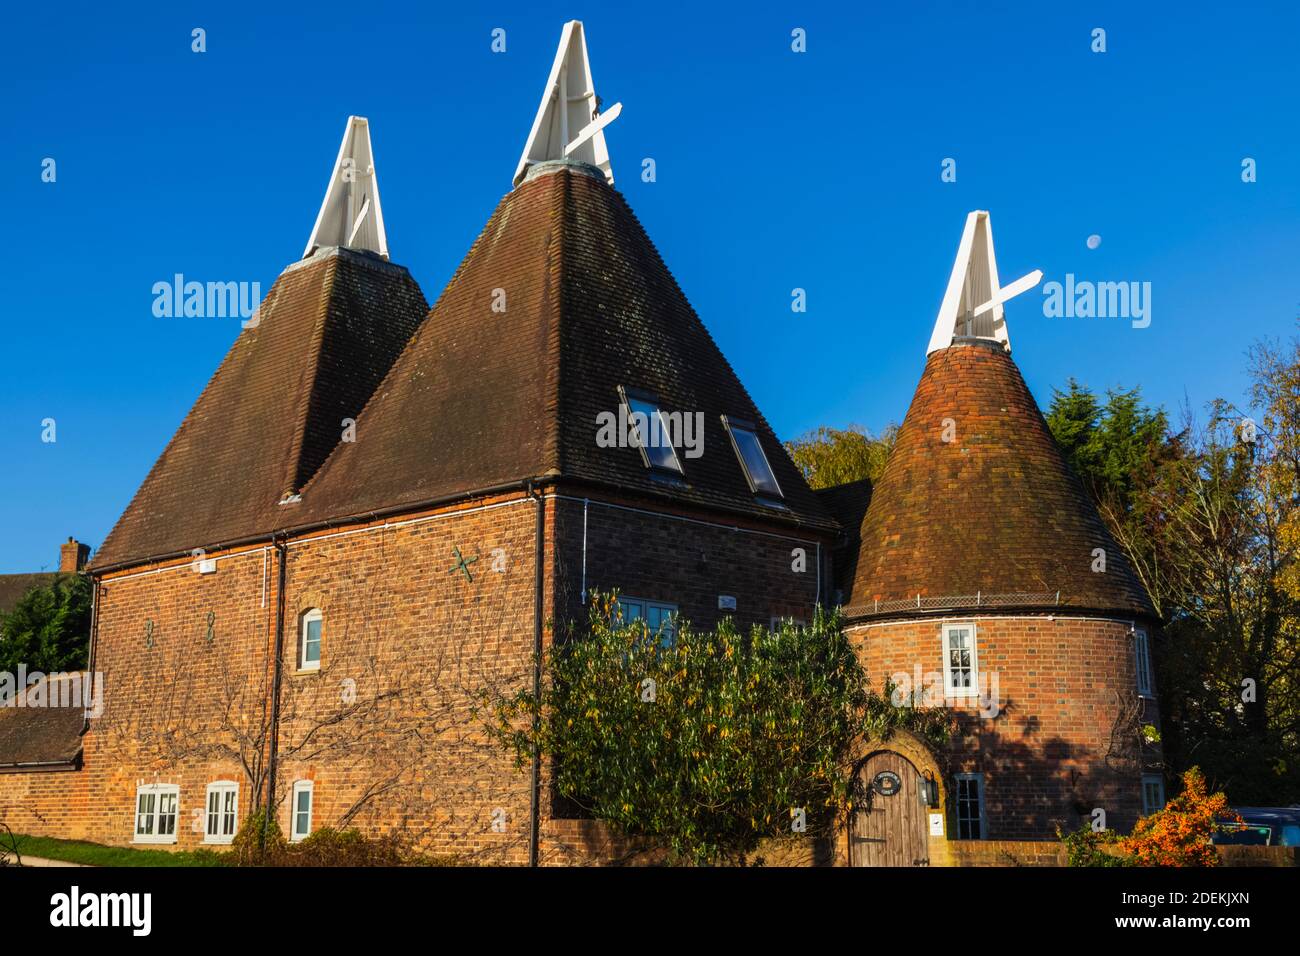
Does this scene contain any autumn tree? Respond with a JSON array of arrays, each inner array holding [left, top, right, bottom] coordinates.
[[783, 424, 897, 490], [1047, 335, 1300, 806], [1118, 768, 1238, 867]]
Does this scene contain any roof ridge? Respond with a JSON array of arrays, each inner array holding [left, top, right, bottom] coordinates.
[[544, 167, 567, 477], [279, 255, 339, 498]]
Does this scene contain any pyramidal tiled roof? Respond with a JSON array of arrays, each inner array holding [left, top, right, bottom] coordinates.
[[92, 249, 428, 570], [842, 339, 1155, 618], [297, 161, 834, 532]]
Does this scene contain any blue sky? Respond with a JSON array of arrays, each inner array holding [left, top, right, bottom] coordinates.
[[2, 1, 1298, 571]]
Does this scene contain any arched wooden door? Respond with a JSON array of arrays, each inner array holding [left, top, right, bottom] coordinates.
[[851, 751, 930, 866]]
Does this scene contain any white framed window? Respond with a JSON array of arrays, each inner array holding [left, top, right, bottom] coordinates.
[[942, 623, 979, 699], [954, 773, 986, 839], [1141, 774, 1166, 815], [290, 780, 314, 842], [769, 616, 806, 632], [1134, 629, 1153, 697], [617, 597, 678, 647], [619, 386, 685, 475], [299, 608, 322, 672], [204, 781, 239, 844], [721, 415, 784, 501], [133, 783, 179, 844]]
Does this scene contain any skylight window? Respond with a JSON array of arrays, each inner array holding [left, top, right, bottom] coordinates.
[[619, 386, 684, 475], [722, 415, 783, 500]]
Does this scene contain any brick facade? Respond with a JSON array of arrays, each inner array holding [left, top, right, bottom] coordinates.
[[1, 487, 829, 865], [848, 613, 1163, 839], [0, 497, 1164, 861]]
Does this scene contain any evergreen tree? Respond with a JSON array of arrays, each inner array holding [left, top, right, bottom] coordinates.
[[0, 574, 92, 674]]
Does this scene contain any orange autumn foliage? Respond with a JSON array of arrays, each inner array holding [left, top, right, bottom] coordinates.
[[1118, 768, 1239, 867]]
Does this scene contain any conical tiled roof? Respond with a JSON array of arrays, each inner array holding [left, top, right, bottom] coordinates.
[[843, 339, 1154, 618], [298, 161, 833, 532], [92, 249, 428, 570]]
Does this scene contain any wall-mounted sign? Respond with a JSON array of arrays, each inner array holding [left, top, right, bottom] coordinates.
[[717, 595, 737, 611], [872, 770, 902, 796], [929, 812, 944, 836]]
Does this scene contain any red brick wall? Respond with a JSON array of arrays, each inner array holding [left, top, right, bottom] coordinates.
[[4, 488, 829, 865], [272, 494, 541, 863], [3, 514, 1164, 863], [848, 613, 1163, 839], [83, 539, 274, 850], [0, 494, 542, 860], [549, 494, 827, 638], [0, 767, 91, 841]]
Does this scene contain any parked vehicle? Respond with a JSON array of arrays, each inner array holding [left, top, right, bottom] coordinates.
[[1212, 807, 1300, 846]]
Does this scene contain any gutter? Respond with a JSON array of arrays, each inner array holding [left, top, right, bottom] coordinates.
[[262, 533, 289, 847], [0, 757, 82, 774]]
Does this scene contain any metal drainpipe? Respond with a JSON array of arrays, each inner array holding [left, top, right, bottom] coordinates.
[[528, 481, 545, 867], [82, 577, 101, 734], [262, 534, 289, 847]]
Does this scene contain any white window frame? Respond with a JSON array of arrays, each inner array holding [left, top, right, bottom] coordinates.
[[721, 414, 785, 501], [203, 780, 240, 845], [618, 386, 685, 476], [769, 616, 806, 632], [1141, 773, 1166, 815], [617, 597, 679, 646], [942, 622, 980, 699], [290, 780, 314, 842], [299, 608, 322, 672], [1134, 628, 1153, 697], [133, 783, 179, 845], [954, 773, 986, 840]]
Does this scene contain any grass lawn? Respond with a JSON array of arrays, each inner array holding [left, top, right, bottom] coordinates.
[[1, 833, 229, 867]]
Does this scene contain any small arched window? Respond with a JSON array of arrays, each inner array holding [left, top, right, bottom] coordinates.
[[300, 608, 322, 672]]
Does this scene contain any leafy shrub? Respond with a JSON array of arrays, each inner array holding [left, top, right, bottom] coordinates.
[[1118, 767, 1238, 867], [485, 593, 949, 866], [228, 808, 286, 865], [227, 808, 433, 866], [285, 827, 408, 867], [1057, 823, 1128, 867], [1059, 768, 1239, 867]]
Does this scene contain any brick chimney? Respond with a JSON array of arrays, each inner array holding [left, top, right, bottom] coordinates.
[[59, 537, 89, 573]]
